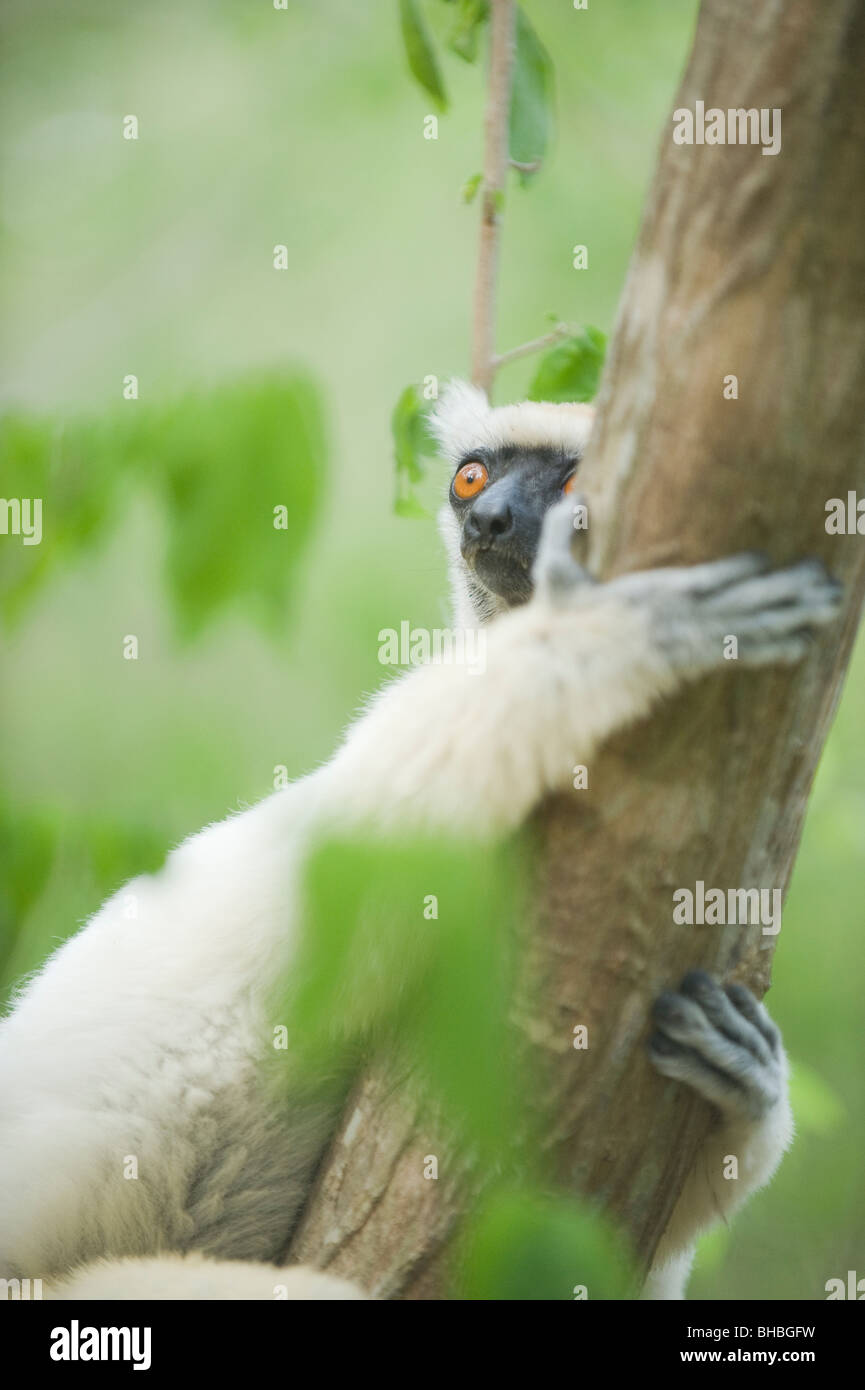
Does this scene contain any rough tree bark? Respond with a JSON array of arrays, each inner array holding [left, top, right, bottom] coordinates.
[[288, 0, 865, 1295]]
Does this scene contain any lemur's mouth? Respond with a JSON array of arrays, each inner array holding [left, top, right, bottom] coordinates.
[[468, 546, 534, 607]]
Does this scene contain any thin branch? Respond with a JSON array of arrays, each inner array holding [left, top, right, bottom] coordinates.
[[471, 0, 517, 398], [493, 323, 573, 370]]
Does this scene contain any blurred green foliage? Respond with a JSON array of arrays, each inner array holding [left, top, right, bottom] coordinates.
[[0, 0, 862, 1301], [278, 836, 520, 1161], [283, 835, 530, 1153], [0, 375, 327, 637], [459, 1189, 632, 1300]]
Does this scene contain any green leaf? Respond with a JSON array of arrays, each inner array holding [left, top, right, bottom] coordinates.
[[461, 171, 483, 204], [399, 0, 448, 110], [391, 382, 438, 518], [528, 326, 607, 403], [275, 833, 528, 1159], [447, 0, 489, 62], [458, 1189, 634, 1300], [0, 374, 328, 640], [155, 374, 327, 639], [0, 409, 146, 626], [391, 383, 436, 482], [509, 8, 555, 183]]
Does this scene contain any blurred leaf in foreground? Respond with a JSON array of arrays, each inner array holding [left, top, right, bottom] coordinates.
[[458, 1187, 634, 1300], [155, 375, 327, 638], [275, 831, 529, 1159], [0, 373, 328, 640]]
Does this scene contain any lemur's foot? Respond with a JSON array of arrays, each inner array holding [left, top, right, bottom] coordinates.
[[648, 971, 785, 1121]]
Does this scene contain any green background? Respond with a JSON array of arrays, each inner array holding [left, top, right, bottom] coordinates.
[[0, 0, 861, 1299]]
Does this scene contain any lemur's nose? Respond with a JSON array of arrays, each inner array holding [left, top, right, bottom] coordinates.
[[467, 492, 513, 545]]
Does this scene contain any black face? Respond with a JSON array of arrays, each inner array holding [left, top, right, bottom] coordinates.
[[449, 445, 578, 607]]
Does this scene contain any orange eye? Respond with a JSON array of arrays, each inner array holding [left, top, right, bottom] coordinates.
[[562, 472, 577, 496], [453, 460, 489, 500]]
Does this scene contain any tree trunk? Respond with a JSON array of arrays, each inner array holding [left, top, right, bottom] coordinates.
[[288, 0, 865, 1295]]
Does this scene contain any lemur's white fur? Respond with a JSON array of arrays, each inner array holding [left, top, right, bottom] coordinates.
[[37, 1255, 367, 1301], [1, 382, 829, 1302], [430, 378, 594, 464]]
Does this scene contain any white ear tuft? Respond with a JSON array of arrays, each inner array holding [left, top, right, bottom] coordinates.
[[428, 380, 491, 463]]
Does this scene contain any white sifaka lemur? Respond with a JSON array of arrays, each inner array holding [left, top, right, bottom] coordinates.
[[0, 381, 841, 1301]]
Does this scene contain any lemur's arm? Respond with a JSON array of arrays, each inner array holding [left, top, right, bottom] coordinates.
[[325, 501, 839, 841]]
